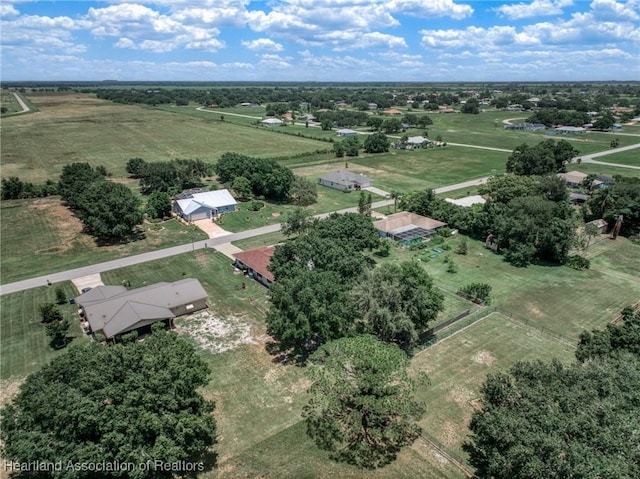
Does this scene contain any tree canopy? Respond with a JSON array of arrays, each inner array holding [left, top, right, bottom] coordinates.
[[215, 152, 294, 201], [465, 307, 640, 479], [363, 131, 391, 153], [0, 327, 216, 479], [350, 261, 444, 349], [304, 335, 424, 468], [506, 140, 578, 176]]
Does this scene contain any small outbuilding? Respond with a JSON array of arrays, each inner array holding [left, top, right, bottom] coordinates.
[[558, 170, 588, 188], [373, 212, 447, 244], [586, 218, 608, 234], [232, 246, 276, 287], [554, 126, 586, 134], [77, 279, 208, 340], [173, 189, 237, 222], [318, 170, 372, 192]]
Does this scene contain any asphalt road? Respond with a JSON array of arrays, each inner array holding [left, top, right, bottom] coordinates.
[[0, 177, 490, 296]]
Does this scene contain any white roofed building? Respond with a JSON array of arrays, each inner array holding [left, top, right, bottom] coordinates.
[[173, 189, 237, 221]]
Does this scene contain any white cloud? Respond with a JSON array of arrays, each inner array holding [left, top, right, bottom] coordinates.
[[0, 3, 19, 18], [242, 38, 284, 52], [590, 0, 640, 21], [389, 0, 474, 20], [220, 61, 254, 69], [420, 25, 540, 49], [494, 0, 573, 20], [258, 53, 293, 69]]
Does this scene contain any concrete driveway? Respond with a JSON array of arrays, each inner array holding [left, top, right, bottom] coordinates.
[[193, 219, 233, 239]]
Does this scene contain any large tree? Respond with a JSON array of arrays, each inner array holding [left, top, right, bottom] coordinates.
[[465, 308, 640, 479], [304, 335, 424, 468], [363, 131, 390, 153], [58, 163, 105, 209], [76, 181, 144, 241], [0, 327, 217, 479], [506, 140, 579, 176], [350, 261, 444, 349]]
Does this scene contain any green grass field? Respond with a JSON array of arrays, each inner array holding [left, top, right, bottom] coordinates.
[[381, 234, 640, 343], [0, 94, 326, 183], [411, 312, 576, 462], [0, 198, 208, 284]]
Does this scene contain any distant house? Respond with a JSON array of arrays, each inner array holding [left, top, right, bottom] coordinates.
[[592, 174, 616, 190], [569, 192, 589, 204], [558, 170, 588, 188], [444, 195, 486, 208], [173, 189, 237, 221], [554, 126, 586, 134], [393, 136, 431, 150], [504, 122, 545, 131], [318, 170, 372, 191], [367, 103, 378, 110], [77, 279, 208, 340], [336, 128, 358, 137], [262, 118, 283, 127], [233, 246, 276, 287], [373, 212, 447, 243]]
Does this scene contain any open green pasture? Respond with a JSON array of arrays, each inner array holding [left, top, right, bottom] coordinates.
[[586, 148, 640, 166], [567, 162, 640, 177], [0, 198, 207, 284], [346, 146, 507, 192], [0, 94, 325, 183], [0, 281, 88, 380], [411, 312, 576, 462], [382, 234, 639, 343]]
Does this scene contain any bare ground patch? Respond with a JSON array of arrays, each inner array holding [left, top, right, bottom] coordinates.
[[0, 377, 25, 408], [472, 350, 496, 365], [175, 309, 257, 353], [30, 197, 93, 253]]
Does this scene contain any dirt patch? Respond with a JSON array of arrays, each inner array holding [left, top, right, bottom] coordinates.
[[440, 421, 459, 446], [30, 197, 93, 252], [175, 310, 257, 353], [472, 350, 496, 365], [448, 385, 475, 406], [525, 302, 545, 318], [469, 398, 484, 411]]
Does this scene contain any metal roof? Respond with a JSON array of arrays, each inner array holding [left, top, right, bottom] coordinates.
[[176, 189, 237, 215]]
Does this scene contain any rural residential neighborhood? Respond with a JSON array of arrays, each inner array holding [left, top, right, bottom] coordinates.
[[1, 2, 639, 477]]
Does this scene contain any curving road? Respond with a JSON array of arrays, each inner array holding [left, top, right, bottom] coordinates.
[[11, 92, 31, 114]]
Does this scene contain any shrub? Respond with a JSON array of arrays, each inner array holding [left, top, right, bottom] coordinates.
[[456, 237, 468, 255], [446, 260, 458, 273], [566, 255, 590, 270], [430, 236, 444, 245], [55, 287, 67, 305], [458, 283, 492, 305], [437, 227, 452, 237], [39, 303, 63, 324], [247, 200, 264, 211]]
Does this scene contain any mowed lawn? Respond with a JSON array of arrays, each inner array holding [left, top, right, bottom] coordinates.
[[0, 93, 327, 183], [0, 281, 88, 380], [411, 312, 576, 462], [0, 197, 208, 284], [383, 234, 640, 342]]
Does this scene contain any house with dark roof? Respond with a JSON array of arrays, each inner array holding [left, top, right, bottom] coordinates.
[[232, 246, 276, 287], [173, 189, 237, 221], [77, 279, 208, 340], [558, 170, 588, 188], [318, 170, 372, 191]]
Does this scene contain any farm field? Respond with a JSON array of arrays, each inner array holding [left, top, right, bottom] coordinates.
[[0, 94, 326, 183]]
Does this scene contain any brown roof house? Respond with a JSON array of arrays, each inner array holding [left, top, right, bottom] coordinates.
[[77, 279, 208, 340], [233, 246, 276, 287], [373, 212, 447, 244]]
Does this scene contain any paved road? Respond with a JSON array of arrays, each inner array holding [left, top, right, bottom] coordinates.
[[0, 177, 490, 296], [575, 142, 640, 170]]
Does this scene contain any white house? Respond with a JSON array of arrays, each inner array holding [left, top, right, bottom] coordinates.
[[336, 128, 358, 137], [173, 189, 237, 221], [262, 118, 283, 127]]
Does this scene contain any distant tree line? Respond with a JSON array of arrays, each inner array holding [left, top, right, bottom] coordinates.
[[1, 177, 58, 200]]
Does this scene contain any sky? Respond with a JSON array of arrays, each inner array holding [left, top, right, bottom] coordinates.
[[1, 0, 639, 82]]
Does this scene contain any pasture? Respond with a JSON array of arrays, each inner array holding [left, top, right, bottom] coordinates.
[[0, 94, 326, 183]]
